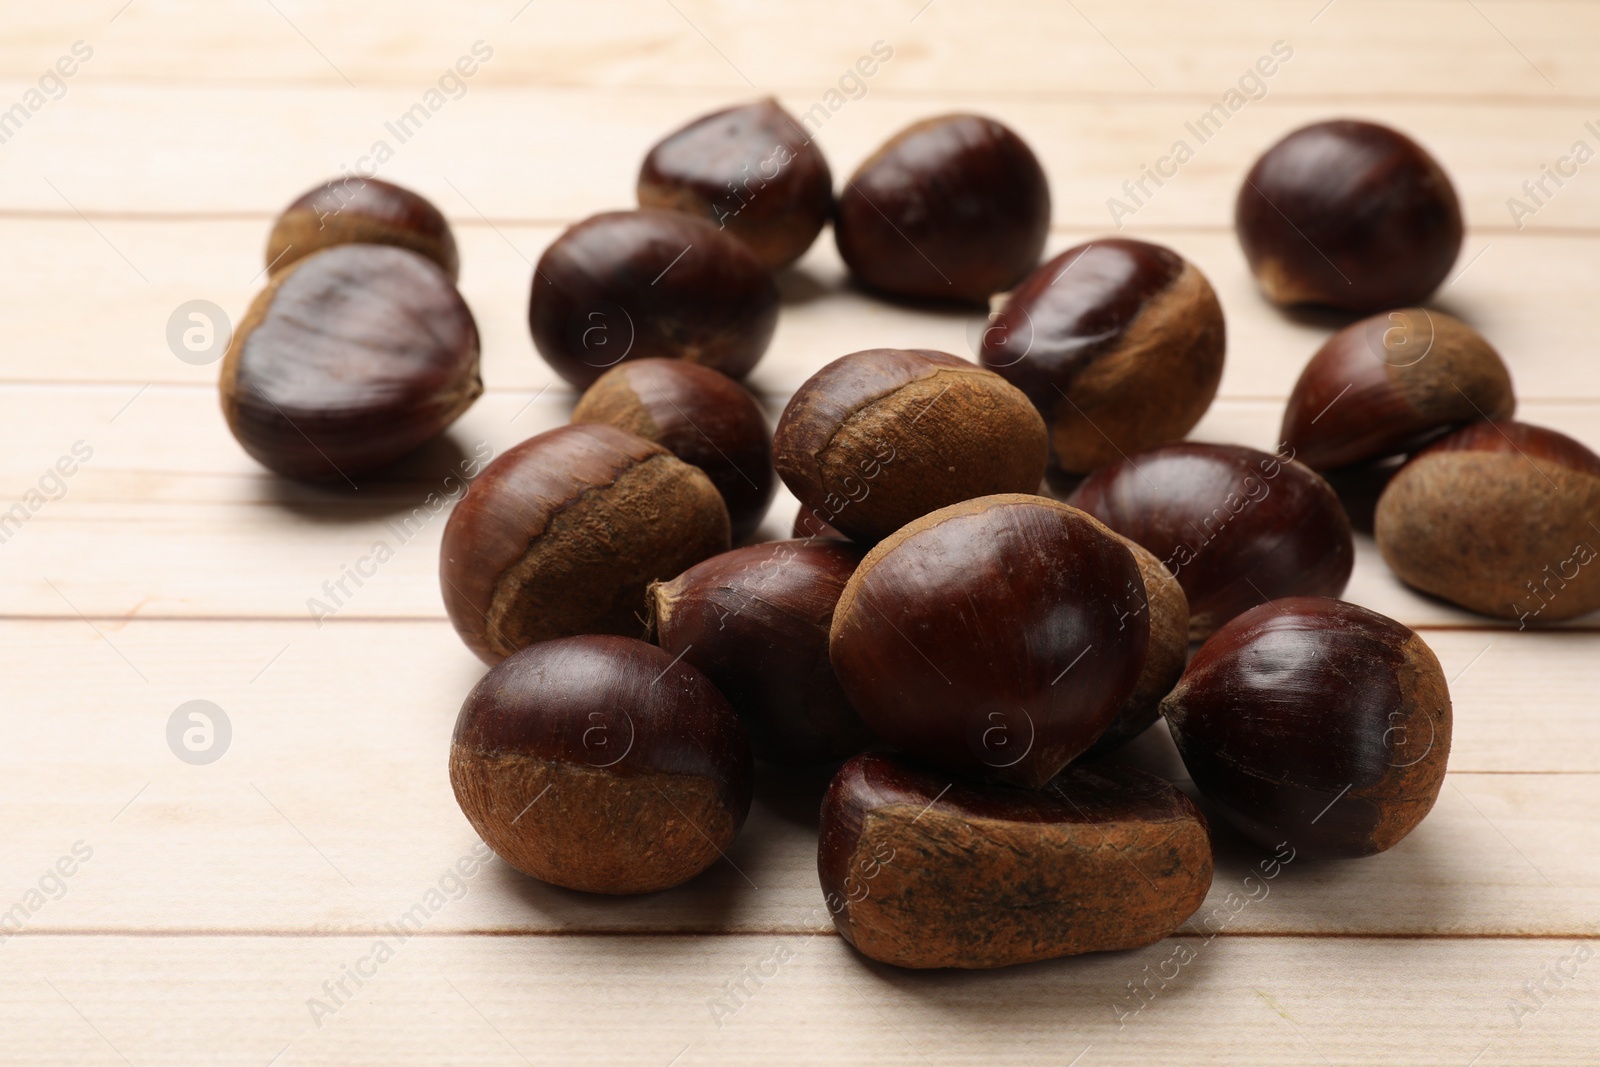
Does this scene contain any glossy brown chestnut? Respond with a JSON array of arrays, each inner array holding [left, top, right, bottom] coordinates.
[[1375, 420, 1600, 622], [650, 539, 873, 765], [1161, 597, 1452, 858], [266, 176, 458, 280], [450, 635, 753, 894], [638, 98, 833, 270], [1067, 442, 1354, 639], [829, 494, 1149, 788], [220, 244, 481, 481], [835, 114, 1050, 304], [1282, 308, 1515, 470], [818, 753, 1213, 969], [439, 423, 730, 664], [773, 349, 1047, 543], [572, 359, 776, 543], [1079, 535, 1190, 760], [528, 209, 780, 389], [1236, 120, 1463, 312], [981, 238, 1226, 473]]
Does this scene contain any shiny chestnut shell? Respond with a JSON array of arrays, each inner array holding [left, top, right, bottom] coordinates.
[[1161, 597, 1451, 859], [572, 359, 776, 542], [528, 209, 780, 389], [450, 635, 753, 895], [1282, 308, 1515, 470], [981, 238, 1225, 474], [829, 494, 1149, 788], [638, 98, 832, 270], [1067, 442, 1354, 639], [220, 244, 481, 481], [835, 114, 1050, 304], [650, 539, 873, 765], [1374, 420, 1600, 621], [266, 176, 458, 280], [1236, 119, 1463, 313], [439, 424, 730, 664]]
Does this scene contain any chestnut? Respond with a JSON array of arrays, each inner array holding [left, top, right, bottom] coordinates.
[[773, 348, 1047, 543], [638, 98, 832, 270], [835, 114, 1050, 304], [266, 176, 458, 280], [220, 244, 481, 481], [829, 494, 1149, 788], [650, 539, 873, 765], [1374, 420, 1600, 622], [1282, 308, 1515, 471], [818, 753, 1212, 969], [1236, 119, 1463, 312], [792, 506, 846, 542], [528, 209, 779, 389], [1161, 596, 1452, 858], [980, 238, 1226, 474], [450, 635, 753, 895], [439, 423, 730, 664], [1066, 442, 1354, 639], [572, 359, 776, 543]]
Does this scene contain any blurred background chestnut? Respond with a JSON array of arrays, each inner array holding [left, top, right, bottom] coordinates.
[[266, 176, 458, 280]]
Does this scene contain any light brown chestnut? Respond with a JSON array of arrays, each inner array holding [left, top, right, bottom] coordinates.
[[266, 176, 458, 280], [572, 359, 776, 543], [439, 424, 730, 664], [1282, 308, 1515, 470], [981, 238, 1226, 473], [1375, 420, 1600, 622], [773, 348, 1047, 543]]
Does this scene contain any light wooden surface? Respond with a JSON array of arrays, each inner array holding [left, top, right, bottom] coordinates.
[[2, 2, 1597, 1064]]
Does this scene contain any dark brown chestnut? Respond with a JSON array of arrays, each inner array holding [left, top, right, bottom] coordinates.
[[1067, 442, 1354, 639], [980, 238, 1226, 474], [1161, 596, 1452, 858], [835, 114, 1050, 304], [773, 348, 1047, 543], [528, 209, 780, 389], [1236, 119, 1463, 313], [450, 635, 753, 894], [266, 176, 458, 280], [571, 359, 776, 543], [829, 494, 1149, 788], [220, 244, 481, 481], [650, 539, 873, 765], [439, 423, 730, 664], [1375, 420, 1600, 622], [638, 98, 832, 270], [1282, 308, 1515, 470], [818, 753, 1212, 968], [792, 506, 847, 541]]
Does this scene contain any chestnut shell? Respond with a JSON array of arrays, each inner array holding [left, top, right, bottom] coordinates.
[[266, 176, 458, 280]]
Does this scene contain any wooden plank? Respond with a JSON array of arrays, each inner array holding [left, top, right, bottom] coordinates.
[[1, 934, 1594, 1065]]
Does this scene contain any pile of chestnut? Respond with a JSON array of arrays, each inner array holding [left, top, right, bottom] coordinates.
[[221, 101, 1600, 971]]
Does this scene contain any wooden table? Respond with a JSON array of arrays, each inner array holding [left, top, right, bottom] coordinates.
[[1, 2, 1595, 1063]]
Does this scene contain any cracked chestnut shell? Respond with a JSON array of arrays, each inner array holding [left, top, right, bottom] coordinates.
[[650, 539, 873, 765], [835, 114, 1050, 304], [572, 359, 776, 542], [450, 635, 753, 895], [439, 423, 730, 664], [1282, 309, 1515, 470], [818, 753, 1213, 969], [829, 494, 1149, 788], [1236, 119, 1463, 312], [266, 176, 459, 280], [1161, 597, 1452, 858], [220, 244, 481, 481], [638, 98, 833, 270], [772, 348, 1047, 543], [981, 238, 1226, 474], [528, 209, 780, 389], [1067, 442, 1354, 639], [1375, 420, 1600, 622]]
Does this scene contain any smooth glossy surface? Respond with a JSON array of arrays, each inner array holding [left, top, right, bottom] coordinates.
[[266, 176, 459, 279]]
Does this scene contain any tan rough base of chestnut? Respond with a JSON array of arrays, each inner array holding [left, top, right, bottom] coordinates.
[[449, 746, 735, 895], [1359, 632, 1454, 851], [1391, 312, 1514, 425]]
